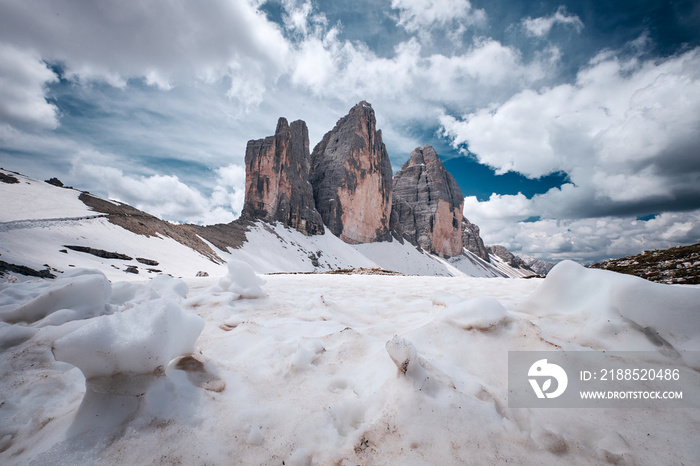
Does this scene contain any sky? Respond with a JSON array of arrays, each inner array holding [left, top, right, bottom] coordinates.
[[0, 0, 699, 263]]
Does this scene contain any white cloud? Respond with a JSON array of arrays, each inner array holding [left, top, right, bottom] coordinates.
[[442, 47, 700, 222], [0, 44, 59, 130], [523, 6, 584, 37], [464, 193, 700, 263], [71, 162, 246, 225], [1, 0, 696, 264], [0, 0, 289, 95], [391, 0, 486, 33]]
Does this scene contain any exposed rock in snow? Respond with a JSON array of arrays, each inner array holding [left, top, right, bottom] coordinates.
[[310, 101, 393, 244], [589, 241, 700, 284]]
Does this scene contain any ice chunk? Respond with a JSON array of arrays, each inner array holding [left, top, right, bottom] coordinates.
[[148, 275, 189, 301], [53, 298, 204, 379], [213, 260, 266, 299], [0, 269, 111, 325], [385, 335, 455, 394]]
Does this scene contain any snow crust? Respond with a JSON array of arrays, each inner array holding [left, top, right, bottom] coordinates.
[[0, 268, 111, 326], [53, 297, 203, 378], [1, 262, 699, 464]]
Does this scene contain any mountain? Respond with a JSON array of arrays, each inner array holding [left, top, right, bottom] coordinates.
[[391, 145, 464, 258], [0, 168, 522, 280], [310, 101, 393, 243], [462, 218, 490, 262], [521, 256, 557, 275], [1, 101, 551, 280], [589, 242, 700, 284], [240, 117, 324, 236]]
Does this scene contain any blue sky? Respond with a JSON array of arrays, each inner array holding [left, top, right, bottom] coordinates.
[[0, 0, 699, 263]]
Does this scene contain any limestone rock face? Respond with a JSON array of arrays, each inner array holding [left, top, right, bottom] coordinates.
[[310, 101, 393, 243], [392, 145, 464, 258], [241, 118, 324, 236], [462, 218, 490, 262]]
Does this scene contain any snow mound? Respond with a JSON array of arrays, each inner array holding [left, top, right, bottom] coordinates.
[[213, 259, 266, 299], [440, 296, 510, 331], [519, 260, 700, 362], [53, 298, 204, 379], [0, 269, 111, 326]]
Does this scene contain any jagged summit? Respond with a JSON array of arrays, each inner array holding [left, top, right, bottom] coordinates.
[[391, 145, 464, 258], [310, 101, 393, 244], [241, 117, 324, 236]]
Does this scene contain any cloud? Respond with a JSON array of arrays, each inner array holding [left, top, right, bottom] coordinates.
[[522, 6, 584, 37], [1, 0, 697, 264], [390, 0, 486, 33], [443, 46, 700, 220], [464, 194, 700, 263], [0, 44, 59, 130], [0, 0, 289, 96], [71, 162, 245, 225]]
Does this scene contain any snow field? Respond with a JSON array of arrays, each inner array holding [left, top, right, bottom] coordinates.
[[0, 171, 95, 223], [0, 261, 699, 464]]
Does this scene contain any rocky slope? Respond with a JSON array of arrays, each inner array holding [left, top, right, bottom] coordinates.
[[310, 101, 393, 244], [522, 256, 556, 276], [589, 242, 700, 284], [489, 245, 534, 274], [240, 117, 324, 236], [462, 218, 490, 262], [391, 145, 464, 258]]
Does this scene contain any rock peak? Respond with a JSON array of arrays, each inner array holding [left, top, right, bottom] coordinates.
[[391, 145, 464, 258], [275, 117, 289, 133], [241, 118, 324, 236], [310, 101, 393, 243]]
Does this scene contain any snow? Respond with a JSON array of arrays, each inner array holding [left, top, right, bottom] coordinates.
[[225, 222, 375, 273], [0, 215, 227, 282], [0, 268, 111, 326], [352, 240, 508, 278], [210, 259, 266, 299], [2, 170, 700, 463], [520, 260, 700, 367], [489, 252, 537, 277], [0, 171, 95, 222], [53, 298, 203, 379], [1, 262, 699, 464]]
